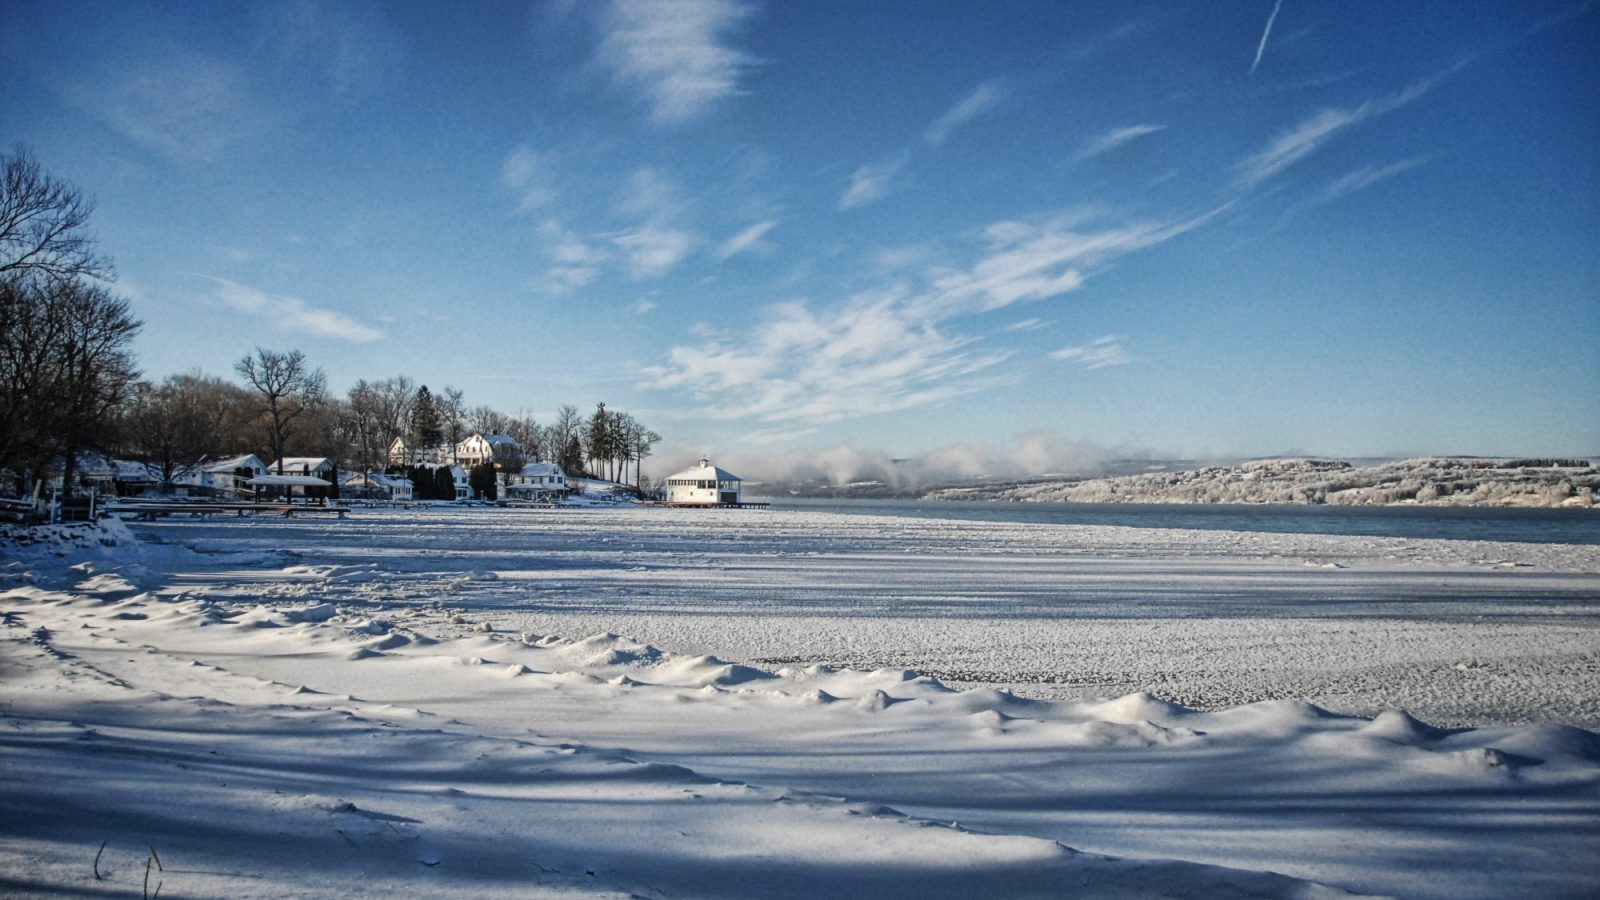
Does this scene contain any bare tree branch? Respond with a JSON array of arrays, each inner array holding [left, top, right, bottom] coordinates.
[[0, 146, 111, 283]]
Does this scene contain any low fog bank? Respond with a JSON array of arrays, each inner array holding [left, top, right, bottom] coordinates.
[[926, 457, 1600, 509], [727, 435, 1167, 498]]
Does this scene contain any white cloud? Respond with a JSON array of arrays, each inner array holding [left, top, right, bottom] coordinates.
[[203, 275, 383, 342], [642, 205, 1220, 425], [924, 79, 1008, 146], [741, 426, 819, 446], [265, 0, 405, 100], [597, 0, 759, 124], [839, 155, 908, 210], [717, 219, 778, 259], [1235, 67, 1456, 188], [502, 145, 557, 210], [918, 206, 1225, 318], [67, 53, 271, 163], [1250, 0, 1283, 75], [541, 220, 609, 266], [1073, 124, 1164, 163], [1315, 157, 1427, 205], [1005, 317, 1048, 331], [535, 265, 602, 295], [612, 226, 695, 278], [1052, 335, 1130, 369], [617, 166, 687, 219], [640, 289, 1011, 424]]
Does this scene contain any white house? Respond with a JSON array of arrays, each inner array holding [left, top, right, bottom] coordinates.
[[505, 461, 567, 500], [663, 458, 743, 506], [269, 457, 335, 480], [343, 472, 414, 501], [263, 457, 338, 499], [388, 436, 451, 466], [192, 454, 267, 498], [45, 453, 161, 497], [456, 433, 519, 469]]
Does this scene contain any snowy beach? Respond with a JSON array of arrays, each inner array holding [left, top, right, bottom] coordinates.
[[4, 506, 1599, 898]]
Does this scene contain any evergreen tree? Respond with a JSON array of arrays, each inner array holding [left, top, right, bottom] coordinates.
[[469, 462, 497, 500], [411, 384, 443, 450], [557, 434, 585, 478]]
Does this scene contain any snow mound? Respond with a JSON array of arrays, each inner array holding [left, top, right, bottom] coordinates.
[[1048, 719, 1205, 749], [1480, 723, 1600, 764], [1359, 709, 1449, 745], [856, 689, 895, 712], [282, 603, 337, 623], [1085, 691, 1192, 725]]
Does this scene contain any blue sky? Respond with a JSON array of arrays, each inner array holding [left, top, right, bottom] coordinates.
[[3, 0, 1596, 478]]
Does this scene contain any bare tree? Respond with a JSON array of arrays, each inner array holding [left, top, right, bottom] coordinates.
[[439, 386, 466, 448], [0, 276, 139, 494], [506, 414, 543, 461], [365, 375, 415, 462], [466, 404, 511, 437], [235, 348, 325, 474], [0, 149, 130, 497], [344, 380, 387, 479], [548, 404, 585, 476], [0, 146, 110, 283], [623, 415, 661, 490], [122, 373, 243, 488]]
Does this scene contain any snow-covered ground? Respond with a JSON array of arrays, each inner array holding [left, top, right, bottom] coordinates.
[[3, 507, 1598, 898]]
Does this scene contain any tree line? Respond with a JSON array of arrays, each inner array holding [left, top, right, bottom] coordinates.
[[0, 147, 661, 499]]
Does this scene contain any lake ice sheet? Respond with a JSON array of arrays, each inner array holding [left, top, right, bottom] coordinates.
[[2, 506, 1596, 898]]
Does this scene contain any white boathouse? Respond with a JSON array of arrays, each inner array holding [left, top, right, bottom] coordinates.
[[663, 458, 745, 506]]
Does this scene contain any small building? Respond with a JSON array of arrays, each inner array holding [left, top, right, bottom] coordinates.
[[266, 458, 338, 499], [388, 436, 452, 466], [107, 458, 163, 496], [456, 433, 520, 469], [343, 472, 414, 501], [193, 454, 268, 498], [268, 457, 335, 480], [506, 461, 567, 501], [663, 458, 743, 506]]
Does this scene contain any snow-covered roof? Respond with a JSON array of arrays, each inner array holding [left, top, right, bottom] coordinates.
[[458, 432, 518, 448], [519, 462, 564, 478], [664, 458, 741, 482], [247, 475, 330, 487], [110, 459, 159, 480], [203, 454, 265, 473], [342, 473, 412, 488], [269, 457, 333, 472]]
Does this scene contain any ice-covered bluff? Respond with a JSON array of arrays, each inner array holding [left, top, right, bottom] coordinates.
[[926, 457, 1599, 507]]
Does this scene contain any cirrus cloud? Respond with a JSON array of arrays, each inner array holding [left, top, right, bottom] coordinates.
[[596, 0, 760, 124], [203, 275, 383, 342]]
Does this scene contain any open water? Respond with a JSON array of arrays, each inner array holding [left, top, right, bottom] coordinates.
[[758, 497, 1600, 545]]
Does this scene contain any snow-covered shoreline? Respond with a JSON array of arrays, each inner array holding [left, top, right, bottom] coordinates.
[[924, 457, 1600, 508], [4, 510, 1598, 898]]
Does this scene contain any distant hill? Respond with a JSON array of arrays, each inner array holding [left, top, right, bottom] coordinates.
[[922, 458, 1599, 508]]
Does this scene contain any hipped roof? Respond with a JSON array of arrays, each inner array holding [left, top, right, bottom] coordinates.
[[665, 459, 740, 482]]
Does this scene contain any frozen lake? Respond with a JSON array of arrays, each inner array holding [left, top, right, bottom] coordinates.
[[759, 496, 1600, 544], [131, 503, 1600, 729], [8, 507, 1598, 899]]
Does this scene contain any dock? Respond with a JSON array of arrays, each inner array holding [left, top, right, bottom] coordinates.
[[659, 501, 770, 509], [107, 501, 351, 520]]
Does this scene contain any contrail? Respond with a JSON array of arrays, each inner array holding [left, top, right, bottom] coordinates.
[[1250, 0, 1283, 75]]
